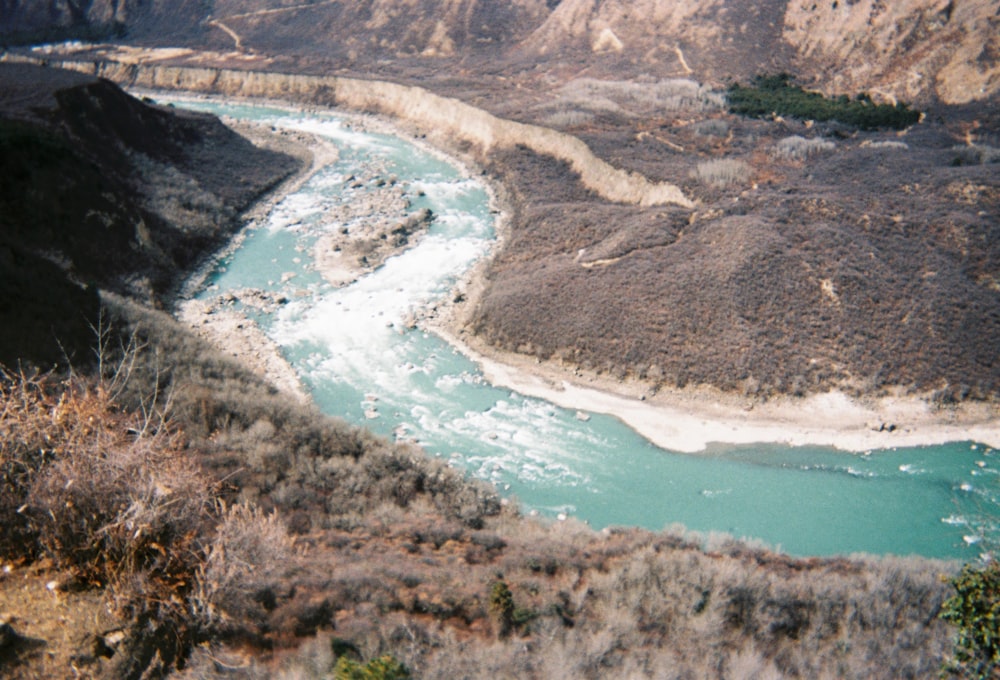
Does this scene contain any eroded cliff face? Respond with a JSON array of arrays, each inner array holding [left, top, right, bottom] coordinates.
[[522, 0, 999, 104], [784, 0, 1000, 105], [522, 0, 790, 80]]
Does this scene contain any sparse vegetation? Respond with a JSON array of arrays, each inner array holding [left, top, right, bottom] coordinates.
[[693, 158, 752, 187], [772, 135, 836, 161], [863, 140, 909, 151], [541, 109, 595, 129], [951, 144, 1000, 166], [536, 77, 726, 126], [0, 305, 959, 678], [474, 123, 1000, 400], [692, 118, 730, 137], [727, 74, 921, 130]]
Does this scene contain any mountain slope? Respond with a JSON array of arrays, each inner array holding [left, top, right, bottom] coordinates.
[[5, 0, 998, 102], [0, 62, 298, 368]]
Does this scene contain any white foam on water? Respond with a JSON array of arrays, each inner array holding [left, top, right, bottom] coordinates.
[[282, 118, 396, 155], [412, 178, 481, 202]]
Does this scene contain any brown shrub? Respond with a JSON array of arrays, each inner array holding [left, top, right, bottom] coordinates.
[[192, 503, 296, 636], [0, 368, 212, 593]]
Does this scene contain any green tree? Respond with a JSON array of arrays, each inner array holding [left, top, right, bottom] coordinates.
[[940, 562, 1000, 678], [334, 654, 411, 680], [489, 579, 515, 636]]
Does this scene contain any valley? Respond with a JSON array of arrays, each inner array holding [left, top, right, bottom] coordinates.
[[1, 1, 998, 677]]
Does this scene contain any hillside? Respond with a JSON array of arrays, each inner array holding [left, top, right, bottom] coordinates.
[[3, 0, 998, 104], [0, 62, 298, 368]]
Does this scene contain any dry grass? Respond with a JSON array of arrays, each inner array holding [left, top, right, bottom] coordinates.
[[693, 158, 753, 187], [534, 77, 725, 128], [772, 135, 836, 161]]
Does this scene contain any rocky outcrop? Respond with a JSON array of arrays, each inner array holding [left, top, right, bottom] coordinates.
[[784, 0, 1000, 105], [524, 0, 767, 61], [16, 56, 693, 208], [524, 0, 999, 104]]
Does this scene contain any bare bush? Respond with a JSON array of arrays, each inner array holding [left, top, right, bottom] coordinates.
[[861, 139, 909, 151], [192, 503, 296, 633], [0, 366, 224, 680], [951, 143, 1000, 165], [692, 118, 731, 137], [772, 135, 836, 161], [693, 158, 753, 187]]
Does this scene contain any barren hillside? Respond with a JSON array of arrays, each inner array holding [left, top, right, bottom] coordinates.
[[0, 62, 298, 368], [4, 0, 998, 103]]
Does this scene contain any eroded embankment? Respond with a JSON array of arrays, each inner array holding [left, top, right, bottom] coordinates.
[[9, 55, 691, 208]]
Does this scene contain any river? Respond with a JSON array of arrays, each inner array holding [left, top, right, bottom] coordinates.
[[173, 97, 997, 560]]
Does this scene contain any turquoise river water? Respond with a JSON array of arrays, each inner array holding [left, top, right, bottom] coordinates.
[[175, 98, 997, 560]]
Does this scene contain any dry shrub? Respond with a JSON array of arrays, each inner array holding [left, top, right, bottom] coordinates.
[[541, 110, 595, 129], [692, 118, 731, 137], [31, 427, 211, 588], [694, 158, 753, 187], [0, 368, 63, 555], [0, 364, 224, 680], [772, 135, 836, 161], [555, 78, 725, 116], [0, 368, 212, 593], [951, 143, 1000, 165], [192, 503, 296, 634], [862, 139, 909, 151]]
